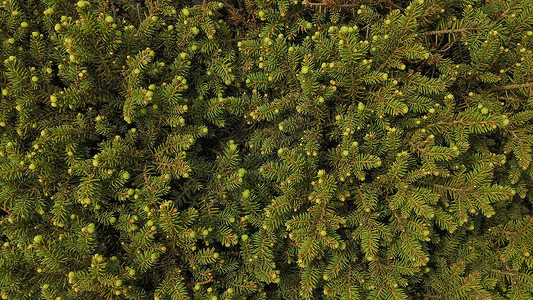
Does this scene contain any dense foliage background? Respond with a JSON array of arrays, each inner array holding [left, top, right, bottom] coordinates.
[[1, 0, 532, 299]]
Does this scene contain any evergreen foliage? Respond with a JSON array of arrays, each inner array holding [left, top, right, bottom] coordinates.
[[0, 0, 532, 299]]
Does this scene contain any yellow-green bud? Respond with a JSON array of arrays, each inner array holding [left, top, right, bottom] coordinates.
[[33, 235, 43, 243], [502, 118, 509, 126]]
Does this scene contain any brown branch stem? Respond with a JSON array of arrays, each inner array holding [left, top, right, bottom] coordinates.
[[421, 27, 480, 36], [302, 0, 361, 7], [489, 82, 533, 92]]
